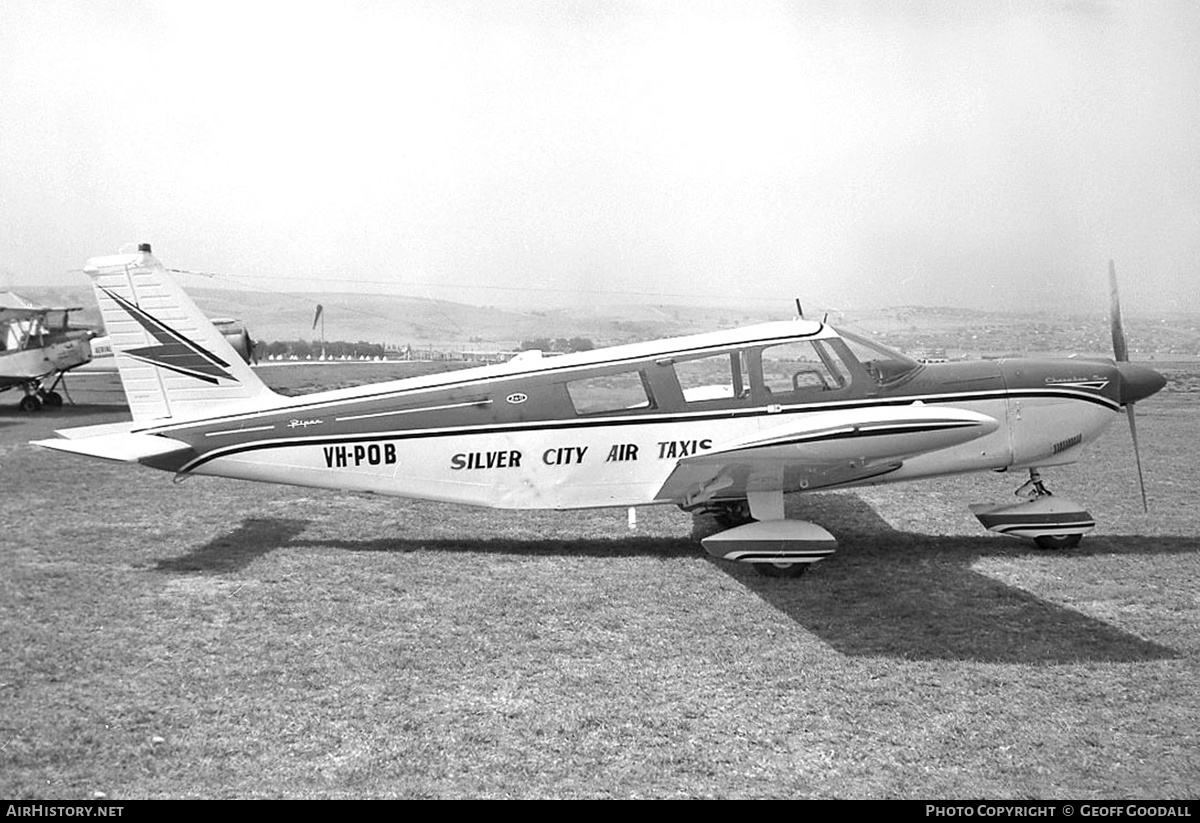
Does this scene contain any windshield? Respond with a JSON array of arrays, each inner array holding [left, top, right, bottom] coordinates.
[[836, 329, 922, 386]]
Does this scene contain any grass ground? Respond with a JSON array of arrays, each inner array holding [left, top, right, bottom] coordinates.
[[1, 379, 1197, 799]]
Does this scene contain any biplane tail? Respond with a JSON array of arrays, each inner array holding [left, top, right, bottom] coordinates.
[[82, 244, 281, 423]]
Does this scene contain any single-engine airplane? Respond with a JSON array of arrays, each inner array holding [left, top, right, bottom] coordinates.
[[34, 245, 1167, 576], [1, 291, 94, 411]]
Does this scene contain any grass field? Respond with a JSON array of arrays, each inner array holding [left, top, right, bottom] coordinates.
[[1, 369, 1198, 799]]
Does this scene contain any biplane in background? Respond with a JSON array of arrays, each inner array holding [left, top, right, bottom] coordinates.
[[0, 291, 93, 411], [35, 245, 1166, 576]]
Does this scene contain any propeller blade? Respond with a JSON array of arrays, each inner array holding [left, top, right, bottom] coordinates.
[[1126, 403, 1149, 512], [1109, 259, 1128, 362], [1109, 261, 1158, 512]]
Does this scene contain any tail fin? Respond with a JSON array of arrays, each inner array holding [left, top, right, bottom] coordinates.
[[84, 244, 281, 422]]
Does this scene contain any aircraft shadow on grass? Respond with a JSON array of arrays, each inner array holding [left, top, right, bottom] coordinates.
[[154, 517, 310, 574], [157, 494, 1192, 666]]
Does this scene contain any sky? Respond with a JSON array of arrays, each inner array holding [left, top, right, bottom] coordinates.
[[1, 0, 1198, 314]]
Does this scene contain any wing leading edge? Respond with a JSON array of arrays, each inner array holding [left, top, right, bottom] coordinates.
[[656, 404, 1001, 509]]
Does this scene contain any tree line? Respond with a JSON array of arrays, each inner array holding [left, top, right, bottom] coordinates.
[[259, 339, 388, 360], [255, 336, 596, 361], [518, 337, 595, 353]]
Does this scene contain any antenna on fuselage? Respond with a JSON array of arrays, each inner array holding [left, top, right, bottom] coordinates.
[[794, 299, 804, 318]]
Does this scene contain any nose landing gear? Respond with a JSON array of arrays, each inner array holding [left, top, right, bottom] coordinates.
[[970, 469, 1095, 549]]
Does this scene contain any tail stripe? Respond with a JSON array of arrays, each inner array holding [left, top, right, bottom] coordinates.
[[99, 286, 235, 384]]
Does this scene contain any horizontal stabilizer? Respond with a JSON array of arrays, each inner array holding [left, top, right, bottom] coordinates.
[[52, 420, 139, 440], [33, 432, 194, 466]]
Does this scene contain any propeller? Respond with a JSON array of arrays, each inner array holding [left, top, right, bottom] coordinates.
[[1108, 260, 1166, 512], [1109, 260, 1128, 363]]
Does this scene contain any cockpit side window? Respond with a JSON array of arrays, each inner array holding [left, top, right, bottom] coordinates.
[[837, 330, 922, 387], [760, 340, 848, 398]]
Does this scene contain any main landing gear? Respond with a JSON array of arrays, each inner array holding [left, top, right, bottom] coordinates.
[[18, 387, 63, 412], [754, 560, 810, 579], [970, 469, 1095, 550], [692, 496, 837, 578], [15, 372, 68, 412], [704, 500, 753, 530]]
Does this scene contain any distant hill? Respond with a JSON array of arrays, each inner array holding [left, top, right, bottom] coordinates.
[[10, 284, 1199, 358], [11, 284, 783, 350]]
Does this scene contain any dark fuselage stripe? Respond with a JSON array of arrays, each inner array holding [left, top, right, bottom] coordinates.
[[155, 384, 1117, 441], [177, 399, 1009, 474]]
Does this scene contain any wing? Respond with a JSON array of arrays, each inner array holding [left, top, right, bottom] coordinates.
[[655, 404, 1000, 509], [0, 306, 48, 323], [0, 292, 82, 320]]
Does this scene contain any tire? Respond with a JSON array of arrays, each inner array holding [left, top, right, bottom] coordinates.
[[19, 395, 42, 412], [40, 391, 63, 408], [755, 562, 809, 579], [1034, 533, 1083, 550]]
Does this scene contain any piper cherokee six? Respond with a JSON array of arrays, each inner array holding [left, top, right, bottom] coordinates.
[[34, 246, 1166, 576]]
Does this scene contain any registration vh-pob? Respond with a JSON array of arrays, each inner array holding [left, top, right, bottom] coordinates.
[[35, 245, 1165, 576]]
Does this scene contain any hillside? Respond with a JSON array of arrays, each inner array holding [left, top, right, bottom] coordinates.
[[11, 284, 1200, 359], [12, 284, 781, 351]]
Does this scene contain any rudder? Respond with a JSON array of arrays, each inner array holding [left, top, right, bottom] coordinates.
[[84, 244, 281, 422]]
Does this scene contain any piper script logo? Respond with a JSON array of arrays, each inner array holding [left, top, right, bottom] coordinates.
[[99, 286, 238, 385]]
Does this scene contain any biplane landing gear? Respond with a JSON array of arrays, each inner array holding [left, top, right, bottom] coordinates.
[[15, 373, 67, 411], [970, 468, 1095, 550]]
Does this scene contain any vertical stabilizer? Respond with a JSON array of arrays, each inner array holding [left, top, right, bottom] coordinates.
[[84, 244, 281, 423]]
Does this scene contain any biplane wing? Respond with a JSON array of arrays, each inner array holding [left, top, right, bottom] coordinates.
[[0, 291, 83, 319]]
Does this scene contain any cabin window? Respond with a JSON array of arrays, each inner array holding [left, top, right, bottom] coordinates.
[[760, 340, 847, 397], [675, 351, 750, 403], [566, 369, 654, 415]]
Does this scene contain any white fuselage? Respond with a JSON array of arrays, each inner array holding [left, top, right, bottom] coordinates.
[[184, 391, 1117, 510]]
